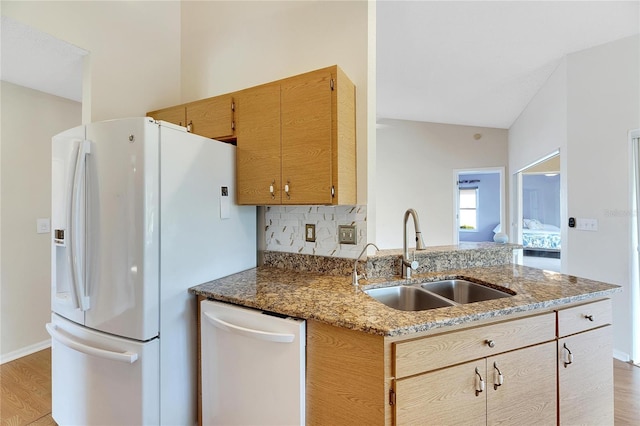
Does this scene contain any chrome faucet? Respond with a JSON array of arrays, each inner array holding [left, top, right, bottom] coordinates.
[[352, 243, 380, 287], [402, 208, 427, 279]]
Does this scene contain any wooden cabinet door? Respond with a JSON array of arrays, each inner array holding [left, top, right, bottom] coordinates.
[[395, 359, 486, 425], [186, 94, 235, 140], [147, 106, 186, 127], [235, 83, 282, 205], [558, 326, 613, 425], [281, 69, 333, 204], [487, 342, 556, 425]]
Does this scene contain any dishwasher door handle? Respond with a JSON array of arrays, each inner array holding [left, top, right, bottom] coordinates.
[[203, 311, 295, 343]]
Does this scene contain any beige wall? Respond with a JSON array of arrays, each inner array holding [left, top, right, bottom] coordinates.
[[2, 1, 182, 122], [1, 82, 81, 361], [375, 119, 509, 249], [180, 0, 370, 202]]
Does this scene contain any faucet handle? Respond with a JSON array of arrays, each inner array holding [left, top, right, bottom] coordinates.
[[409, 260, 419, 270]]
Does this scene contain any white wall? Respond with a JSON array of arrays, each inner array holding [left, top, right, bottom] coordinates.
[[1, 82, 81, 361], [565, 35, 640, 360], [180, 0, 369, 202], [509, 35, 640, 360], [2, 1, 182, 121], [375, 119, 509, 249]]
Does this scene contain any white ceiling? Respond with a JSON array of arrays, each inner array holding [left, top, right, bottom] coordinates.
[[1, 16, 86, 102], [377, 0, 640, 129], [2, 2, 638, 124]]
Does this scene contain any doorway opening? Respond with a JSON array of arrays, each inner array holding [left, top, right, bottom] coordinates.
[[514, 152, 561, 272], [454, 168, 505, 244]]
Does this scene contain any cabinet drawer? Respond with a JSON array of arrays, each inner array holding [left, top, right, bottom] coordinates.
[[394, 313, 555, 379], [557, 299, 611, 337]]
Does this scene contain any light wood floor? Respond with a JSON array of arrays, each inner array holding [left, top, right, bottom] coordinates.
[[1, 349, 639, 425]]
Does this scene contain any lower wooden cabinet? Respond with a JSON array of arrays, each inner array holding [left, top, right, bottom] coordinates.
[[557, 299, 613, 425], [395, 342, 556, 425]]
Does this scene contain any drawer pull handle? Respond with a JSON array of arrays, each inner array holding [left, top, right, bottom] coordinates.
[[563, 343, 574, 368], [493, 362, 504, 390], [284, 180, 291, 200], [475, 367, 485, 396], [485, 339, 496, 348], [584, 314, 594, 322]]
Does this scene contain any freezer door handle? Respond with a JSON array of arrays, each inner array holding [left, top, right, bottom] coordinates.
[[46, 323, 139, 363], [203, 311, 295, 343]]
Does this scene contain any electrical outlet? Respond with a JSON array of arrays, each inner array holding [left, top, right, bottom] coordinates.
[[338, 225, 357, 245], [37, 218, 50, 234], [305, 224, 316, 242]]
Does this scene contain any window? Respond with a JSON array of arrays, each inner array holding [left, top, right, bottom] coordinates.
[[459, 187, 478, 230]]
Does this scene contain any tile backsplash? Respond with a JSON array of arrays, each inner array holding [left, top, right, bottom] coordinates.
[[264, 205, 367, 259]]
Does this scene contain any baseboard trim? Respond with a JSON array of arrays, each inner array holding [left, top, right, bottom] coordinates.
[[1, 339, 51, 364], [613, 349, 631, 363]]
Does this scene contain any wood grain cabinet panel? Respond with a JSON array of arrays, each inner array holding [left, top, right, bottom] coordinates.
[[487, 342, 557, 425], [395, 359, 486, 426], [557, 300, 614, 426], [186, 94, 235, 141], [147, 105, 186, 127], [235, 83, 282, 204]]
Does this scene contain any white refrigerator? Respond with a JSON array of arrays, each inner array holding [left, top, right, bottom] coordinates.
[[46, 117, 256, 425]]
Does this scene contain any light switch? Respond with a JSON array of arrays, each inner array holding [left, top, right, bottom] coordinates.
[[37, 218, 51, 234], [576, 218, 598, 231]]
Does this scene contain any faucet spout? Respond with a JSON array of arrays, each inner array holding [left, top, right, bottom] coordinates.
[[353, 243, 380, 287], [403, 208, 427, 279]]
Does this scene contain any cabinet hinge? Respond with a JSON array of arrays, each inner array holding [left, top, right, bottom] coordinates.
[[231, 120, 235, 131], [330, 78, 335, 91], [389, 388, 396, 406], [331, 186, 335, 198], [231, 101, 235, 111]]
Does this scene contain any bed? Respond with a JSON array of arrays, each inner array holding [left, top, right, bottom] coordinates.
[[522, 219, 561, 257]]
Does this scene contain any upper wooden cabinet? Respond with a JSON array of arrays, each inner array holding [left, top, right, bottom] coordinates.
[[235, 82, 282, 205], [147, 94, 236, 141], [147, 65, 356, 205], [147, 105, 186, 127], [186, 94, 236, 141], [236, 65, 356, 205]]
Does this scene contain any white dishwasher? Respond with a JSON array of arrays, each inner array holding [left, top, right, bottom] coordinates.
[[200, 299, 306, 425]]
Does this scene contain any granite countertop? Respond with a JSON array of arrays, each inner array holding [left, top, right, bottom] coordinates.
[[189, 264, 621, 337]]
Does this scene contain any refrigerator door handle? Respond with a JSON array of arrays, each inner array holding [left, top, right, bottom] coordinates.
[[69, 140, 91, 311], [203, 311, 295, 343], [46, 323, 139, 363]]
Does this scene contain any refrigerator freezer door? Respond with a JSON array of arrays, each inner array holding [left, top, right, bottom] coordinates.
[[48, 313, 160, 425], [83, 118, 160, 341], [51, 125, 87, 325], [201, 300, 305, 425]]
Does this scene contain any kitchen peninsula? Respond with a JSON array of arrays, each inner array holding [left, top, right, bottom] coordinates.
[[190, 243, 620, 425]]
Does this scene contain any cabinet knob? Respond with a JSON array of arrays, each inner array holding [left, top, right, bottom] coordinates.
[[284, 180, 291, 200], [485, 339, 496, 348], [186, 121, 193, 132]]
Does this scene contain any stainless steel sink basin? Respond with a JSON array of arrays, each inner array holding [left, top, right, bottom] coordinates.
[[420, 279, 513, 304], [364, 286, 454, 311]]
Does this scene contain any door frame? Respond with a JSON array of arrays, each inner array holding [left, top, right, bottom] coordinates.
[[630, 128, 640, 364], [512, 149, 561, 266], [453, 167, 505, 244]]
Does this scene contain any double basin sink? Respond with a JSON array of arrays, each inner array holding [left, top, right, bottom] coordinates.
[[364, 279, 514, 311]]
